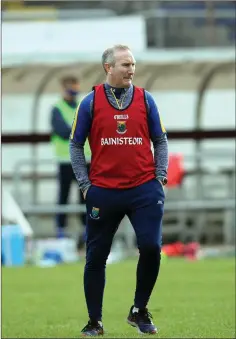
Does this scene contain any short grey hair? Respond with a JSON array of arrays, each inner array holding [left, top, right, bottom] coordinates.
[[101, 44, 130, 74]]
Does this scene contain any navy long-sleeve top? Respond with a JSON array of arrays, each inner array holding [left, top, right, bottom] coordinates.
[[70, 83, 168, 192]]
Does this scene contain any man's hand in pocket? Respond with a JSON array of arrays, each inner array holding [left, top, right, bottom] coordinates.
[[83, 188, 89, 200]]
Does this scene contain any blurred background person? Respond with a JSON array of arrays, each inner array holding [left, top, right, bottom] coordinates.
[[50, 76, 90, 249]]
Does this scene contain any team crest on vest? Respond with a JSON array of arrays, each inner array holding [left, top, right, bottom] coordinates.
[[116, 121, 127, 134], [90, 207, 100, 219]]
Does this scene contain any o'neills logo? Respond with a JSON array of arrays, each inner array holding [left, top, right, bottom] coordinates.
[[114, 114, 129, 120], [101, 137, 143, 145]]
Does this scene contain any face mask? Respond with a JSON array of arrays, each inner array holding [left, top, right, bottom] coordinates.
[[66, 89, 79, 97]]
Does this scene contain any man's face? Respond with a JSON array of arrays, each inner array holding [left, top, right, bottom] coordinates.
[[64, 81, 80, 98], [108, 49, 136, 88]]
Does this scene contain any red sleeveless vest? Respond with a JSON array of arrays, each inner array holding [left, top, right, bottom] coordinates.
[[88, 84, 155, 188]]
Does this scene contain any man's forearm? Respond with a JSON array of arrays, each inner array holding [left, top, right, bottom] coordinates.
[[69, 139, 91, 192], [153, 133, 168, 178]]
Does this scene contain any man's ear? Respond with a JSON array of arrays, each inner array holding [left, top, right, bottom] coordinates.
[[104, 63, 111, 74]]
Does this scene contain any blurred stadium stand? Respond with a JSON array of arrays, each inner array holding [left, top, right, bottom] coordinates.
[[2, 0, 235, 47]]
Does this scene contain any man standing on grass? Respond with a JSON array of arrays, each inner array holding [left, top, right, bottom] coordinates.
[[69, 44, 168, 336]]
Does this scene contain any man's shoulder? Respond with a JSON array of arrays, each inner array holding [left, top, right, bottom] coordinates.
[[52, 99, 73, 112], [143, 89, 153, 99], [53, 98, 66, 108], [133, 86, 152, 99], [79, 91, 95, 107], [143, 89, 156, 105]]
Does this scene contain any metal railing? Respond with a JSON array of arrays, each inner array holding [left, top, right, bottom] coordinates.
[[11, 152, 235, 209], [8, 153, 235, 245], [19, 199, 235, 215]]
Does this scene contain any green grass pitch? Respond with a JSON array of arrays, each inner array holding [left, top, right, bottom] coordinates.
[[2, 258, 235, 338]]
